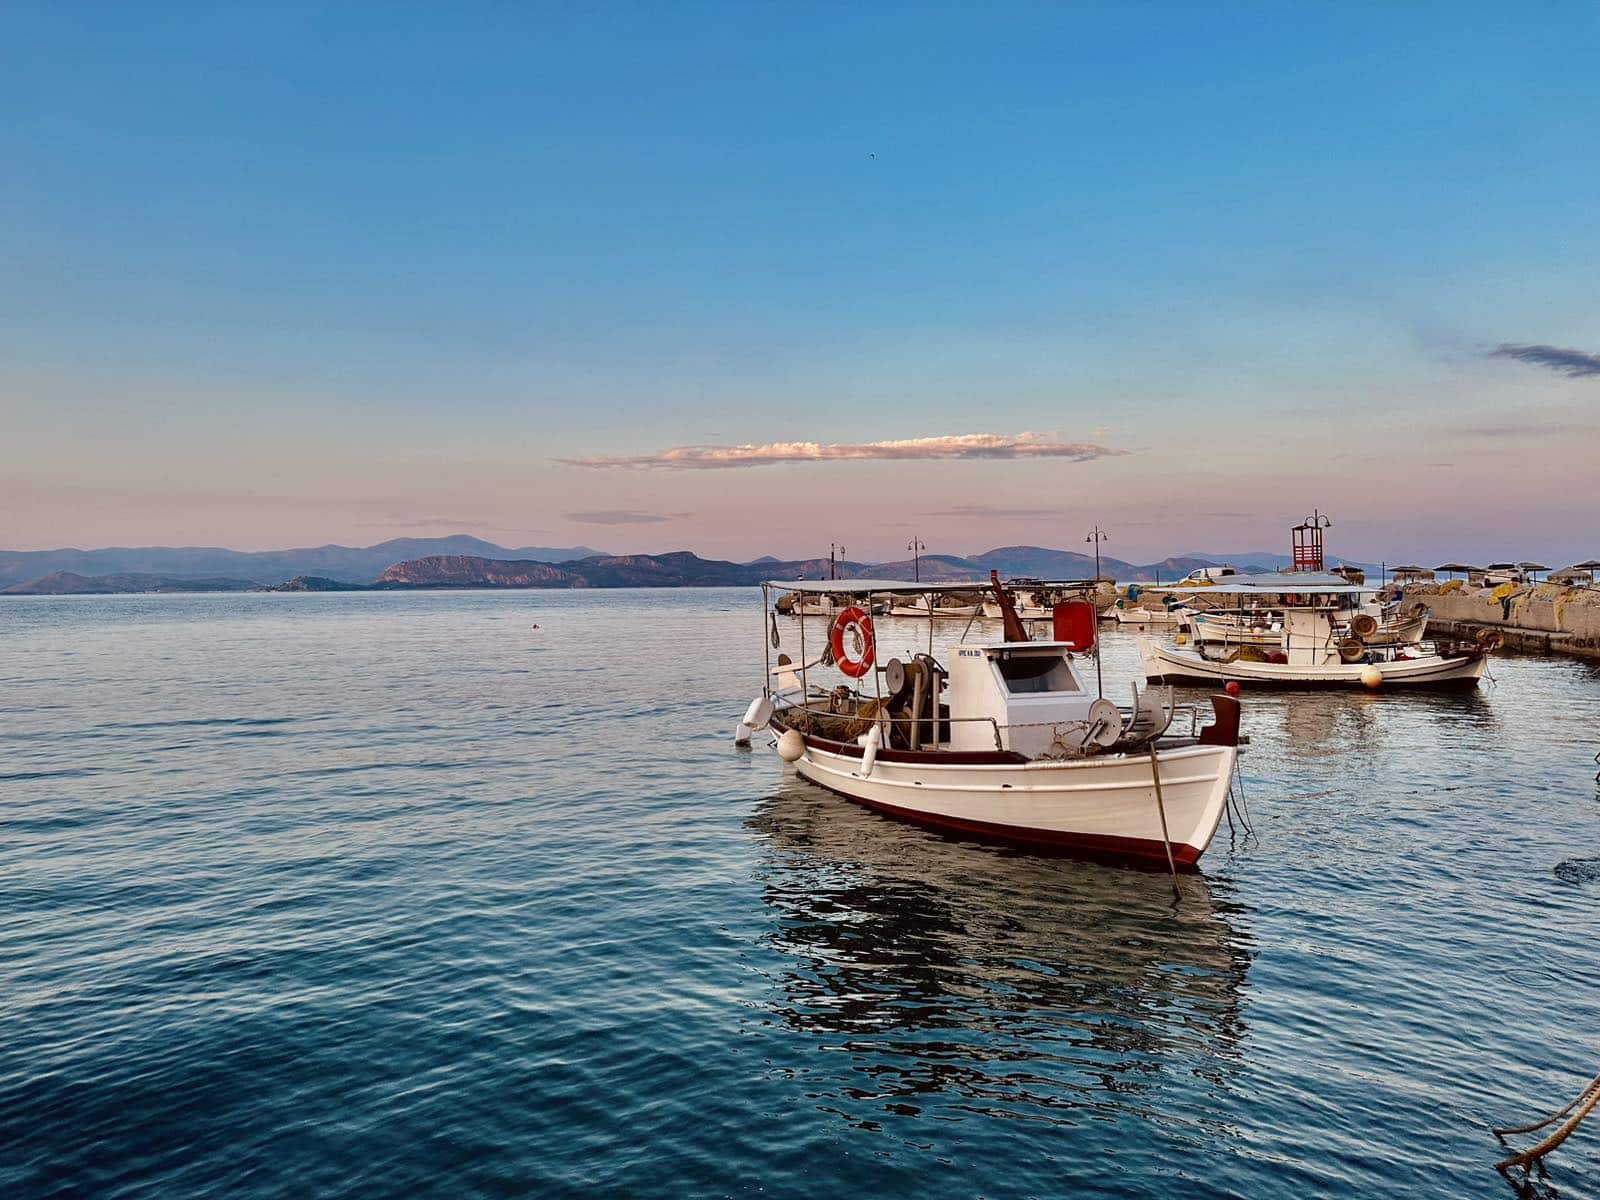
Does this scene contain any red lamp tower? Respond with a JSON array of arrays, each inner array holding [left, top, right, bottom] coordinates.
[[1292, 510, 1330, 573]]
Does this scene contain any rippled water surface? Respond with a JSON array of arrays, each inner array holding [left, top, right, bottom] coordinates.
[[4, 590, 1600, 1197]]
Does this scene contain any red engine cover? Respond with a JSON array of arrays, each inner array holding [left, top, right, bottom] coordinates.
[[1052, 600, 1096, 651]]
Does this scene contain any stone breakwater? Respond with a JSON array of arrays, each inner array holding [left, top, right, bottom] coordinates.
[[1402, 580, 1600, 658]]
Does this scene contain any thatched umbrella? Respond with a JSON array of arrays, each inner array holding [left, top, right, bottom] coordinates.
[[1518, 561, 1549, 582], [1435, 562, 1477, 580]]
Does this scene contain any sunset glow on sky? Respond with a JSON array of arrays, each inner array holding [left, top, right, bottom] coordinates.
[[3, 4, 1597, 564]]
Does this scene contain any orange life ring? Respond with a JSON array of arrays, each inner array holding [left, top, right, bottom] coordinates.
[[829, 606, 875, 678]]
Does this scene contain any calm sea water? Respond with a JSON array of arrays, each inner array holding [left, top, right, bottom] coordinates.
[[3, 589, 1599, 1198]]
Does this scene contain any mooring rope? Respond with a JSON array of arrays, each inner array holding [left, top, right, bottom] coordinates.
[[1493, 1071, 1600, 1178], [1146, 743, 1180, 896], [1227, 755, 1255, 838]]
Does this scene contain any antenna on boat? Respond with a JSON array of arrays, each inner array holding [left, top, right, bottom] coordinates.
[[1085, 527, 1109, 699]]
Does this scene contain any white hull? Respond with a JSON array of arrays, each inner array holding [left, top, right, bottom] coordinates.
[[783, 732, 1236, 867], [888, 603, 984, 618], [1140, 639, 1485, 689], [1113, 607, 1184, 627], [981, 600, 1051, 619]]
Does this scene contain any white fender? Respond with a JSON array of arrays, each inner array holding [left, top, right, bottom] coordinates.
[[735, 695, 773, 744], [857, 723, 882, 777]]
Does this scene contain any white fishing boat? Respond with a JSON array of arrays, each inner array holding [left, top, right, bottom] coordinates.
[[774, 589, 887, 617], [888, 596, 985, 618], [1112, 605, 1186, 628], [1140, 579, 1487, 690], [737, 576, 1244, 868], [1187, 603, 1428, 648]]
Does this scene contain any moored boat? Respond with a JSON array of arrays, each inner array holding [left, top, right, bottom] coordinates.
[[1187, 604, 1428, 648], [1141, 581, 1488, 690], [738, 575, 1244, 868], [888, 595, 985, 618], [1112, 605, 1186, 628], [1142, 635, 1486, 689]]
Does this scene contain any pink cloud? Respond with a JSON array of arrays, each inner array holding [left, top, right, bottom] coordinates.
[[558, 432, 1128, 470]]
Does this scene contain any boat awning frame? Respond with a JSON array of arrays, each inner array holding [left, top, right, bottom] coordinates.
[[1168, 581, 1375, 596], [766, 578, 992, 594]]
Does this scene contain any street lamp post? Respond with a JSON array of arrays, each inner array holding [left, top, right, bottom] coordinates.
[[829, 543, 845, 581], [1085, 526, 1109, 699], [907, 536, 925, 583]]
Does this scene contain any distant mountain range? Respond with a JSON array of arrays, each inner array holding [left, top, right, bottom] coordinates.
[[0, 537, 1379, 595], [4, 571, 260, 595], [365, 547, 1379, 590], [0, 537, 605, 589]]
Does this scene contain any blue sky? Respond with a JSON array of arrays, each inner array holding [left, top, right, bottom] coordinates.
[[3, 3, 1597, 563]]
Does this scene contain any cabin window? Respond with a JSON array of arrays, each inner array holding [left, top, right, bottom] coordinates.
[[993, 655, 1078, 694]]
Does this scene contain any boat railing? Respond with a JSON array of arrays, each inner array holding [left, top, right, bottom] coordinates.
[[774, 696, 1207, 752]]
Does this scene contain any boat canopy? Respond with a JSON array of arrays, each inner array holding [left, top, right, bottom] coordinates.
[[767, 578, 990, 594], [1168, 572, 1376, 596]]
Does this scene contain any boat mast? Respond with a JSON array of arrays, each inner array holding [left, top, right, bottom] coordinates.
[[1085, 526, 1109, 698]]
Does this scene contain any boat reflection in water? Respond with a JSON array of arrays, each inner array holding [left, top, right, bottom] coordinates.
[[746, 783, 1254, 1142]]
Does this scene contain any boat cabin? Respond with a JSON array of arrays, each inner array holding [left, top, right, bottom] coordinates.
[[1282, 609, 1339, 666], [946, 641, 1096, 756]]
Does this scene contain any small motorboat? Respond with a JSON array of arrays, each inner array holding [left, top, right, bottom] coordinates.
[[888, 595, 985, 619], [1112, 605, 1186, 628], [737, 575, 1244, 868], [774, 590, 885, 616]]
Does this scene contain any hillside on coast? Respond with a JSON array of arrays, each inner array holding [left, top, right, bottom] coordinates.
[[369, 548, 1265, 590], [1, 571, 259, 595], [0, 537, 606, 589], [1, 540, 1381, 595]]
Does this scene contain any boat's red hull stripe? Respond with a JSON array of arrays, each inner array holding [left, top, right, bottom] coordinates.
[[802, 775, 1204, 869]]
